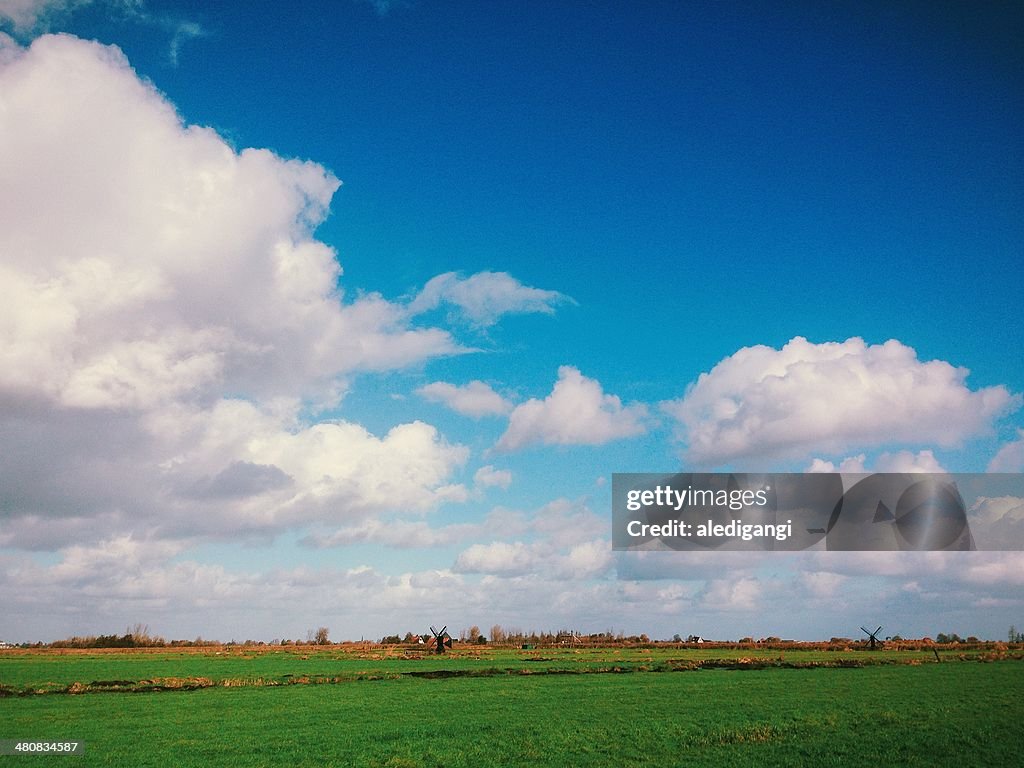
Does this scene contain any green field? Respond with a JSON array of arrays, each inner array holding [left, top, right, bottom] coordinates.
[[2, 647, 1022, 767]]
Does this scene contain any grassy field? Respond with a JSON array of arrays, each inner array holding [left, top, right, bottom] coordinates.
[[2, 647, 1022, 767]]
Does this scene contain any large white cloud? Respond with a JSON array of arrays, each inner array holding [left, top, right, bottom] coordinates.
[[0, 34, 483, 549], [495, 366, 648, 451], [663, 337, 1019, 466], [0, 395, 470, 548], [0, 34, 464, 410]]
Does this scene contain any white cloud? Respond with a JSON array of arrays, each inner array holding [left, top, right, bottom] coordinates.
[[299, 519, 479, 550], [529, 497, 607, 548], [988, 429, 1024, 472], [0, 35, 462, 411], [969, 496, 1024, 549], [961, 553, 1024, 586], [807, 455, 867, 473], [801, 570, 846, 599], [417, 380, 513, 417], [615, 549, 764, 582], [455, 541, 538, 576], [49, 535, 184, 584], [496, 366, 648, 451], [560, 539, 614, 580], [700, 576, 762, 611], [299, 502, 528, 551], [970, 496, 1024, 526], [164, 401, 469, 519], [167, 19, 202, 66], [409, 270, 572, 328], [0, 0, 85, 34], [1, 3, 204, 67], [874, 450, 946, 473], [452, 498, 611, 579], [5, 534, 1021, 643], [0, 35, 481, 550], [452, 536, 613, 581], [0, 395, 470, 548], [807, 450, 946, 474], [474, 465, 512, 490], [664, 337, 1019, 466]]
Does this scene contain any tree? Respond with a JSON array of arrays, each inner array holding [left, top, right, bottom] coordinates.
[[315, 627, 330, 645], [490, 625, 506, 643]]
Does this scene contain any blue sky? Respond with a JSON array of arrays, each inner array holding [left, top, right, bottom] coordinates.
[[1, 0, 1022, 644]]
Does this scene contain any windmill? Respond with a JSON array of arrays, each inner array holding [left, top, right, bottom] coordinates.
[[429, 625, 453, 655], [861, 626, 883, 651]]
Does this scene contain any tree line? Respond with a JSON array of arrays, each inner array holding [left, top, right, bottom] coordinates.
[[20, 624, 1024, 648]]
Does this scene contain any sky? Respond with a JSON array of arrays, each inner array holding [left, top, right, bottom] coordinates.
[[0, 0, 1022, 644]]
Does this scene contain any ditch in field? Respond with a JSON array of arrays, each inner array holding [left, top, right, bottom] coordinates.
[[2, 652, 1021, 697]]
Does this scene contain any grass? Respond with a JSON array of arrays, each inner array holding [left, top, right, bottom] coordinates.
[[1, 648, 1022, 767], [0, 645, 991, 692]]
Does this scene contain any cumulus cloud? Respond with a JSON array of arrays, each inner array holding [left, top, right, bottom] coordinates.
[[874, 450, 946, 472], [0, 35, 462, 410], [0, 396, 470, 548], [451, 498, 611, 579], [0, 540, 487, 640], [807, 456, 868, 473], [0, 35, 482, 550], [971, 496, 1024, 526], [417, 380, 513, 417], [988, 429, 1024, 472], [495, 366, 648, 451], [454, 538, 613, 581], [699, 576, 763, 611], [801, 570, 847, 599], [807, 450, 946, 473], [560, 539, 614, 580], [615, 549, 763, 582], [155, 400, 470, 525], [960, 552, 1024, 586], [305, 496, 604, 562], [409, 270, 572, 328], [969, 496, 1024, 549], [455, 541, 538, 576], [663, 337, 1019, 466]]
